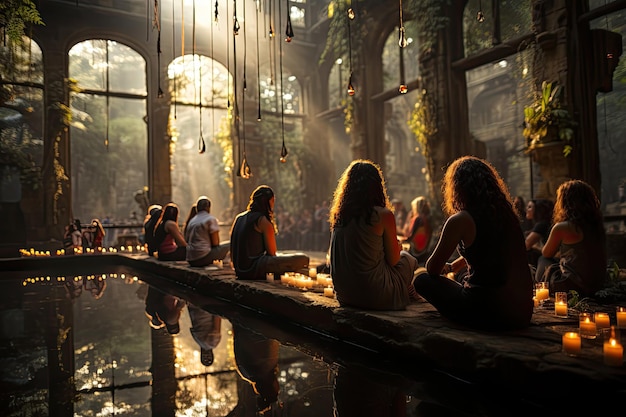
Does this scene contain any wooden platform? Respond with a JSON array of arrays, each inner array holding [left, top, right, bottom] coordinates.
[[3, 252, 626, 404]]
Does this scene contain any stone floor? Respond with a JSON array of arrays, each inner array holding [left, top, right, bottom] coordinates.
[[3, 251, 626, 405]]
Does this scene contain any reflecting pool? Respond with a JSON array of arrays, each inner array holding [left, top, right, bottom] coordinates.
[[0, 271, 559, 416]]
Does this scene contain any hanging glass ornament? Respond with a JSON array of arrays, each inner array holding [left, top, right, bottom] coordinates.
[[347, 8, 355, 20], [347, 73, 355, 96], [234, 16, 240, 34], [280, 143, 288, 163], [477, 0, 485, 22], [214, 0, 219, 22], [285, 13, 294, 42], [198, 133, 206, 154], [157, 87, 164, 98], [398, 26, 407, 48], [269, 23, 275, 38], [239, 153, 251, 178], [399, 84, 408, 94]]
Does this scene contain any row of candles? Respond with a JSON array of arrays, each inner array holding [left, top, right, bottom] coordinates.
[[536, 281, 626, 367], [20, 245, 148, 257], [267, 269, 335, 298]]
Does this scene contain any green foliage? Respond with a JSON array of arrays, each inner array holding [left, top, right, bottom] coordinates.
[[0, 0, 44, 46], [522, 81, 576, 156], [321, 0, 448, 65], [407, 89, 437, 159]]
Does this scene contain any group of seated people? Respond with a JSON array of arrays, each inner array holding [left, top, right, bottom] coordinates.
[[141, 155, 608, 332], [63, 218, 106, 251]]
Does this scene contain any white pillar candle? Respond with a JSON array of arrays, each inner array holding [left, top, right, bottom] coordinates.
[[562, 332, 581, 355], [309, 268, 317, 279], [324, 286, 334, 298]]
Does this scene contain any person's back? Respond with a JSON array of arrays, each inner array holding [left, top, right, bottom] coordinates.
[[329, 160, 418, 311], [230, 185, 309, 280], [331, 208, 414, 310], [413, 156, 533, 330], [230, 211, 267, 278], [186, 197, 230, 267], [539, 180, 607, 297]]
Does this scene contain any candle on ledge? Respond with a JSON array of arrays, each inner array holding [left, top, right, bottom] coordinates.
[[555, 302, 568, 317], [554, 291, 567, 317], [309, 267, 317, 279], [595, 312, 611, 330], [562, 331, 581, 355], [324, 286, 334, 298], [617, 307, 626, 329], [535, 282, 549, 302], [579, 313, 597, 339], [604, 337, 623, 367]]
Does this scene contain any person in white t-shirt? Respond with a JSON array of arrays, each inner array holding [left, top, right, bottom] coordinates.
[[185, 196, 230, 267]]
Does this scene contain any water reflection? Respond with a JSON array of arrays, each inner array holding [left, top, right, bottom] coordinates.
[[0, 271, 552, 416]]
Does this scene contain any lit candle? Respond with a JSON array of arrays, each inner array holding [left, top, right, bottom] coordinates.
[[266, 273, 274, 282], [324, 286, 334, 298], [555, 302, 568, 317], [562, 332, 581, 355], [309, 267, 317, 279], [536, 287, 549, 301], [595, 312, 611, 330], [533, 296, 539, 308], [579, 313, 597, 339], [617, 307, 626, 329], [603, 338, 623, 367]]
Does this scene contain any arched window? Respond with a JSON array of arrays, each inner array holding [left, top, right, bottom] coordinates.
[[68, 40, 148, 232], [168, 54, 232, 221]]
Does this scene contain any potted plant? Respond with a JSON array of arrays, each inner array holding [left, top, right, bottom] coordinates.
[[522, 81, 575, 156]]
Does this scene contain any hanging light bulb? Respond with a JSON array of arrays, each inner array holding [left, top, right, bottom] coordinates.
[[280, 143, 288, 163], [269, 23, 275, 38], [347, 73, 355, 96], [398, 26, 407, 48], [347, 8, 355, 20]]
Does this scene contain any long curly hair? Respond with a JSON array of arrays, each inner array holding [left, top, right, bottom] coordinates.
[[329, 159, 392, 230], [442, 156, 516, 227], [553, 180, 605, 239], [247, 185, 277, 234]]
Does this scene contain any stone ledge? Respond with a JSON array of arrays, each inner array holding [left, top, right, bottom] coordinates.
[[2, 253, 626, 397]]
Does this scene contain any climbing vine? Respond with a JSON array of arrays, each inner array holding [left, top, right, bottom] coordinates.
[[407, 89, 437, 160]]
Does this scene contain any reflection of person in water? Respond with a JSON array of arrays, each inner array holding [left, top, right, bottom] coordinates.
[[188, 304, 222, 366], [144, 286, 186, 334], [233, 324, 280, 413]]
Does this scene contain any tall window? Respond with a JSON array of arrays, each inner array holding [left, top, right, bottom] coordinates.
[[168, 54, 232, 221], [69, 40, 148, 226], [0, 37, 44, 197]]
